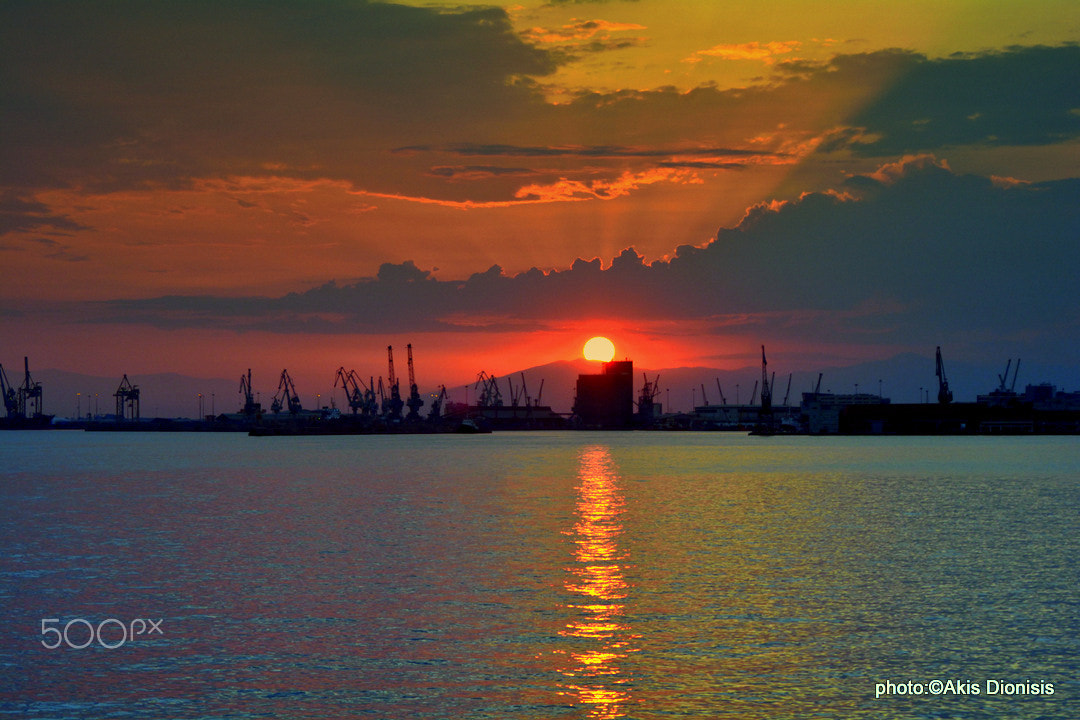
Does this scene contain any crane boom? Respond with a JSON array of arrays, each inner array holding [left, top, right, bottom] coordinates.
[[239, 368, 259, 415], [272, 369, 302, 414], [405, 344, 423, 419], [997, 359, 1013, 392], [474, 371, 503, 407], [935, 346, 953, 404], [0, 365, 18, 417], [759, 345, 772, 412], [407, 344, 416, 387], [636, 373, 661, 422], [18, 357, 44, 418], [428, 385, 446, 420], [385, 347, 403, 419], [334, 367, 366, 414]]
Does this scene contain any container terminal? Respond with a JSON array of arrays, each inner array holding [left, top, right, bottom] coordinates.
[[3, 345, 1080, 435]]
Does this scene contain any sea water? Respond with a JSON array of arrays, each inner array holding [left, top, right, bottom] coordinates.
[[1, 431, 1076, 719]]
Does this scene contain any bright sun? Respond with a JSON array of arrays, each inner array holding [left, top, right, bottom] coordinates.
[[583, 336, 616, 362]]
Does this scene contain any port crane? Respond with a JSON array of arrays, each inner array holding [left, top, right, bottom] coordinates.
[[17, 357, 44, 418], [637, 373, 661, 417], [114, 374, 140, 420], [385, 346, 404, 420], [507, 374, 527, 407], [714, 378, 727, 405], [239, 368, 260, 416], [335, 368, 378, 417], [405, 344, 424, 419], [474, 371, 503, 407], [759, 346, 773, 413], [519, 373, 529, 407], [334, 367, 365, 415], [271, 369, 302, 415], [377, 377, 387, 415], [428, 385, 446, 421], [997, 358, 1021, 393], [365, 377, 378, 416], [935, 346, 953, 404], [0, 364, 18, 418]]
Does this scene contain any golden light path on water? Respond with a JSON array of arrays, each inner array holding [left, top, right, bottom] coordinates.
[[4, 434, 1079, 718], [557, 445, 639, 718]]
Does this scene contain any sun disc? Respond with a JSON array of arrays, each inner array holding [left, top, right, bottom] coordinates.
[[583, 336, 616, 362]]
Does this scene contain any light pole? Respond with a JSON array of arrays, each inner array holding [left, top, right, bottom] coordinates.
[[76, 392, 81, 419]]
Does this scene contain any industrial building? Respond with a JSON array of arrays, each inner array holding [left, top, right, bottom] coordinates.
[[573, 360, 635, 428], [801, 392, 891, 434]]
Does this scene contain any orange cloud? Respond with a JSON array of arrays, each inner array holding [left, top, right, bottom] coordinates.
[[354, 168, 701, 209], [685, 40, 801, 64], [514, 168, 700, 202], [990, 175, 1030, 189], [523, 18, 647, 45], [866, 154, 950, 184]]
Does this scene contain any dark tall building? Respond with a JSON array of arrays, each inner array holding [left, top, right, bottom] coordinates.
[[573, 360, 634, 428]]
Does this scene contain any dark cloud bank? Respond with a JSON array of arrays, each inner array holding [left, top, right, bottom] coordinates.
[[1, 0, 555, 191], [100, 158, 1080, 361], [3, 0, 1078, 198], [829, 45, 1080, 155]]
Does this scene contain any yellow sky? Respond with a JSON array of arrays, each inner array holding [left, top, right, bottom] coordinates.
[[427, 0, 1080, 96]]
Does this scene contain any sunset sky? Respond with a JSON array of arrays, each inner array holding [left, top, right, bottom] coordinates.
[[3, 0, 1079, 401]]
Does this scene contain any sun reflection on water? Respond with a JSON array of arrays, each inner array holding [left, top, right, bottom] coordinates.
[[557, 445, 638, 718]]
